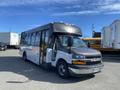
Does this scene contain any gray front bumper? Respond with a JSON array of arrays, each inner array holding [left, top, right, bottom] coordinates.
[[69, 64, 104, 75]]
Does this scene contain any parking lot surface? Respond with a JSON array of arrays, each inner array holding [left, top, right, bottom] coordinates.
[[0, 50, 120, 90]]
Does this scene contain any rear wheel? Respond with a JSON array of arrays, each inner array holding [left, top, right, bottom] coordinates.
[[57, 60, 70, 79]]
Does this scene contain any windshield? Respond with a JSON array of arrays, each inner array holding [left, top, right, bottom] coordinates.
[[59, 35, 87, 48]]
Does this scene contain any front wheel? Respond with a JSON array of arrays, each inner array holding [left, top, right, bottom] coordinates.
[[56, 61, 70, 79]]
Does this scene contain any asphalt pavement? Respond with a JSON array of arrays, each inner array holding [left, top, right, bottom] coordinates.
[[0, 49, 120, 90]]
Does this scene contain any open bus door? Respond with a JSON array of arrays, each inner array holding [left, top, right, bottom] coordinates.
[[40, 30, 49, 64]]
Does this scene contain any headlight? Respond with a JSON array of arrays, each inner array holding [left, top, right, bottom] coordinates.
[[72, 54, 85, 59]]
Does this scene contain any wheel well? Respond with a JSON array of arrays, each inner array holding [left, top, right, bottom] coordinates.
[[56, 58, 67, 66], [56, 58, 70, 78]]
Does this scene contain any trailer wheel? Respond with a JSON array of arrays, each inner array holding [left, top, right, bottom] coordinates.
[[23, 52, 27, 61], [56, 60, 70, 79]]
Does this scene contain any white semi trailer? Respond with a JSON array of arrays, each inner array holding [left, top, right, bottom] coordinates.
[[111, 20, 120, 49], [101, 20, 120, 50], [0, 32, 19, 48], [101, 26, 112, 48]]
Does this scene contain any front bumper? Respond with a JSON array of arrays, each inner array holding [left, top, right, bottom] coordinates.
[[68, 63, 104, 75]]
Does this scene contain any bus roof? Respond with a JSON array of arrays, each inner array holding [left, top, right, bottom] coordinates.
[[22, 22, 82, 36]]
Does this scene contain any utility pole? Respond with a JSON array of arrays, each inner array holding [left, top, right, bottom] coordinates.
[[92, 24, 95, 37]]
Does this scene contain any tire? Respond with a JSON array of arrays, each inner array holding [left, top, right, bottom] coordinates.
[[87, 74, 95, 78], [22, 52, 27, 61], [56, 60, 70, 79]]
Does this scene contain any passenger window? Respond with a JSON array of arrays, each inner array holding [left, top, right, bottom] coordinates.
[[35, 32, 40, 46], [24, 34, 28, 44], [27, 34, 32, 45], [21, 33, 27, 45], [45, 31, 49, 46], [31, 33, 36, 46], [41, 32, 45, 46]]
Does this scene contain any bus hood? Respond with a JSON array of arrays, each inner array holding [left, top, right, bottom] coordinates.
[[71, 47, 101, 56]]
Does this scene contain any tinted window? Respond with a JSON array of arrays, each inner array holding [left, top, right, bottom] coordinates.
[[31, 33, 36, 46], [59, 35, 87, 48], [25, 34, 29, 45], [27, 34, 32, 45], [20, 33, 27, 45], [35, 32, 40, 46], [45, 31, 49, 45]]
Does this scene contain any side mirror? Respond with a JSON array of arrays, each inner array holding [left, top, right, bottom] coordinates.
[[68, 37, 73, 47]]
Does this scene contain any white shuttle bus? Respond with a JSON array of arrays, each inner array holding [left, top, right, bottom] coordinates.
[[20, 22, 103, 78]]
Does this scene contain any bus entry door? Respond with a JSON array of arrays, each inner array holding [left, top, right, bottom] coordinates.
[[40, 31, 49, 64]]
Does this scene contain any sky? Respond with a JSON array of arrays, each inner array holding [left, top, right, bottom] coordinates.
[[0, 0, 120, 37]]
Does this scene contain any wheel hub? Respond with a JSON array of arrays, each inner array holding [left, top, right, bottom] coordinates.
[[59, 64, 66, 76]]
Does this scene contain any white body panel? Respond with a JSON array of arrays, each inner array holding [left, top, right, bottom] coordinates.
[[101, 26, 112, 48], [10, 33, 19, 45], [20, 47, 72, 67], [20, 46, 40, 65], [45, 49, 71, 66], [52, 50, 72, 67], [102, 20, 120, 49], [111, 20, 120, 49], [0, 32, 19, 46], [45, 48, 52, 63]]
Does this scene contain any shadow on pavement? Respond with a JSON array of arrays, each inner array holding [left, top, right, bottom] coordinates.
[[0, 56, 94, 84], [102, 54, 120, 63]]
